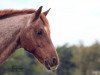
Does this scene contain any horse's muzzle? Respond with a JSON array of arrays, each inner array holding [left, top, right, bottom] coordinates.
[[44, 58, 58, 70]]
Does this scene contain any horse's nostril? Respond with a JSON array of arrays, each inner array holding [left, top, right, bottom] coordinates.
[[44, 60, 50, 70], [52, 58, 58, 66], [44, 58, 58, 70]]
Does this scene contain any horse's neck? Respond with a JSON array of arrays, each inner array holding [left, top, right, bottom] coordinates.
[[0, 14, 31, 51], [0, 14, 32, 63], [0, 33, 20, 63]]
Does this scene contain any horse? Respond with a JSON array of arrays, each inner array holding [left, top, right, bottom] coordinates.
[[0, 6, 59, 70]]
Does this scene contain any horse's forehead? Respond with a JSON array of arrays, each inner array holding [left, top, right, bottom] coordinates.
[[38, 18, 50, 35], [40, 14, 50, 35]]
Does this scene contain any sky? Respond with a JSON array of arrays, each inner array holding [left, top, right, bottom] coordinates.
[[0, 0, 100, 46]]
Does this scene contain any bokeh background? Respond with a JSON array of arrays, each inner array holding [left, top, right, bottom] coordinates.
[[0, 0, 100, 75]]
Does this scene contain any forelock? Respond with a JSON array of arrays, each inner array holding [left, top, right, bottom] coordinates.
[[40, 14, 50, 36]]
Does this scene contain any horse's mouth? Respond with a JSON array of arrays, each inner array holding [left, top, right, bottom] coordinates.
[[44, 60, 58, 70]]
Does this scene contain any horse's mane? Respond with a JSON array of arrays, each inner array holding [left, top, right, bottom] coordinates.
[[0, 9, 50, 34], [0, 9, 36, 19]]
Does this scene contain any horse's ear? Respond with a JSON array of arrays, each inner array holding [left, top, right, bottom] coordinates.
[[43, 8, 51, 16], [33, 6, 43, 21]]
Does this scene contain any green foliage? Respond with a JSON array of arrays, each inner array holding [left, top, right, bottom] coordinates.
[[56, 44, 76, 75], [56, 42, 100, 75], [1, 41, 100, 75]]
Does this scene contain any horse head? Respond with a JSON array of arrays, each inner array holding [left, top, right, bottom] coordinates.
[[20, 6, 59, 70]]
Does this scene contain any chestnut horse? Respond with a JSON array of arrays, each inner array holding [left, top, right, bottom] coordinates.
[[0, 6, 59, 70]]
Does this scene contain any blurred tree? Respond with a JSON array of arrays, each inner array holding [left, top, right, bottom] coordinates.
[[56, 44, 76, 75], [80, 42, 100, 75]]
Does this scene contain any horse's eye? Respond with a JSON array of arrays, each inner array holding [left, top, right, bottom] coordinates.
[[37, 30, 43, 36]]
